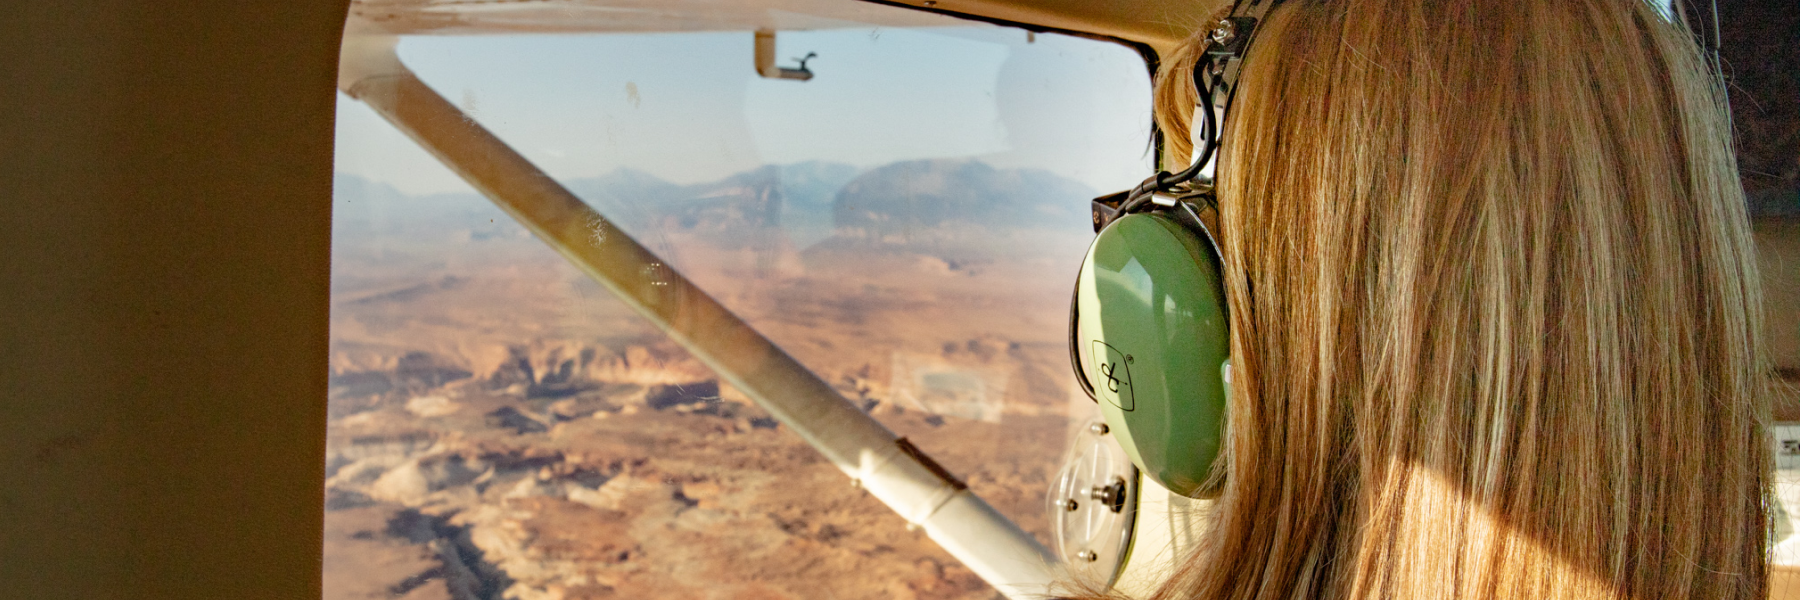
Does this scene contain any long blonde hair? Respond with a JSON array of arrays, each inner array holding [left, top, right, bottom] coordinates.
[[1132, 0, 1770, 598]]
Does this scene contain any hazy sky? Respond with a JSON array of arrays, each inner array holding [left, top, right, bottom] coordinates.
[[335, 25, 1155, 196]]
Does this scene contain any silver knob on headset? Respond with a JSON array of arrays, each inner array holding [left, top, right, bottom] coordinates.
[[1211, 18, 1237, 45]]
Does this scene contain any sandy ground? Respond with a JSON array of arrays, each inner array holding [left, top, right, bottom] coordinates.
[[325, 201, 1090, 599]]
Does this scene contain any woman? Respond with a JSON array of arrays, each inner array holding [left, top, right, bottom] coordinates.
[[1101, 0, 1770, 597]]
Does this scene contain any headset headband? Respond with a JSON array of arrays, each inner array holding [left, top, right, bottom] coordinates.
[[1089, 0, 1282, 232], [1199, 0, 1279, 134]]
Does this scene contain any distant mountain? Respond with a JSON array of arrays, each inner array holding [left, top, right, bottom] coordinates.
[[830, 159, 1095, 248], [564, 168, 684, 213], [562, 162, 861, 250], [707, 162, 859, 249], [333, 174, 410, 208], [332, 173, 504, 235], [775, 162, 863, 248], [334, 158, 1094, 256]]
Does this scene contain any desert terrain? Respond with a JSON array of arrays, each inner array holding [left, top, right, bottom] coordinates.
[[325, 159, 1102, 599]]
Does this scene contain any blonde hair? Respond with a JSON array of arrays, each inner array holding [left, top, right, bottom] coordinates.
[[1125, 0, 1770, 598]]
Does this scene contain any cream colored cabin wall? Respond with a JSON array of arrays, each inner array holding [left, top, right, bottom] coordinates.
[[0, 0, 346, 597], [1759, 219, 1800, 417], [884, 0, 1212, 56]]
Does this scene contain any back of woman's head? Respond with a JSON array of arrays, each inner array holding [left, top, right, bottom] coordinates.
[[1132, 0, 1770, 598]]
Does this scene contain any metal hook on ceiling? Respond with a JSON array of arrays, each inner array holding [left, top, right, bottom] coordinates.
[[755, 29, 815, 81]]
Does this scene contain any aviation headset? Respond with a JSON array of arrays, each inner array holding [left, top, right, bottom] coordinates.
[[1069, 0, 1282, 499]]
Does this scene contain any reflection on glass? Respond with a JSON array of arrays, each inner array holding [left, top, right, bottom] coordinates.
[[326, 7, 1150, 599]]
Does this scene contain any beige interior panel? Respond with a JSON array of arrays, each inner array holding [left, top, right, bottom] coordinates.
[[1760, 219, 1800, 371], [0, 0, 347, 596], [1760, 219, 1800, 420], [346, 0, 1222, 53]]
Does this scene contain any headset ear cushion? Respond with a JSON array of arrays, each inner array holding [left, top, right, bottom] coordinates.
[[1074, 213, 1230, 498], [1069, 276, 1098, 402]]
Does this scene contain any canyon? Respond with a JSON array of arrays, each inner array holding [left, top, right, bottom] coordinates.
[[325, 160, 1100, 599]]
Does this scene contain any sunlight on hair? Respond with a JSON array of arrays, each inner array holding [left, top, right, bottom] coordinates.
[[1087, 0, 1772, 598], [1396, 465, 1619, 599]]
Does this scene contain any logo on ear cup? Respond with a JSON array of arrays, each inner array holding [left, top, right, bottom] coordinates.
[[1091, 341, 1135, 411]]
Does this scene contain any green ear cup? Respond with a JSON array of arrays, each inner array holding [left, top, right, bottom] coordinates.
[[1076, 213, 1230, 498]]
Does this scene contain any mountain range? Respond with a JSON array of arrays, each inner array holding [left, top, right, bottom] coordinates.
[[334, 158, 1097, 254]]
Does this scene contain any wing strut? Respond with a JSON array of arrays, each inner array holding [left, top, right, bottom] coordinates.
[[337, 31, 1060, 599]]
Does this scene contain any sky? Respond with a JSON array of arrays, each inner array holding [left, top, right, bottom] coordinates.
[[334, 24, 1155, 197]]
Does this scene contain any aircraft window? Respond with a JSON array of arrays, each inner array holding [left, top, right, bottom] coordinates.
[[328, 5, 1151, 598]]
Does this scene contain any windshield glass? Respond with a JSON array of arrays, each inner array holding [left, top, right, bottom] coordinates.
[[327, 3, 1153, 597]]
